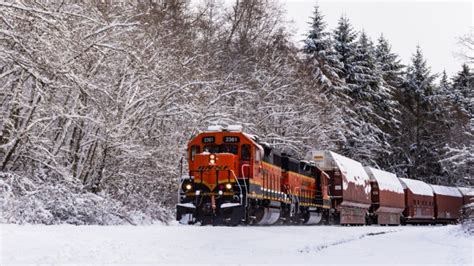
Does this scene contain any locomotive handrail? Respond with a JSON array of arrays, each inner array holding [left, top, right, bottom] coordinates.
[[229, 169, 244, 206], [177, 177, 183, 203], [294, 186, 301, 214], [241, 164, 251, 207]]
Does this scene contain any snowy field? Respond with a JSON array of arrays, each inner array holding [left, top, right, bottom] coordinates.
[[0, 223, 472, 265]]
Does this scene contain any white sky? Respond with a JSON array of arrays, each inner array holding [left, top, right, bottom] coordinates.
[[281, 0, 473, 77]]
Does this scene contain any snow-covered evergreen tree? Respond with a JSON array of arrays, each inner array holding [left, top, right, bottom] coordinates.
[[375, 35, 405, 88], [451, 64, 473, 115], [346, 32, 379, 98], [333, 15, 357, 79], [331, 19, 390, 166], [438, 65, 473, 185], [439, 70, 451, 94], [374, 35, 404, 173], [302, 5, 344, 96], [397, 46, 441, 181], [404, 46, 437, 103], [340, 32, 392, 166], [432, 70, 454, 122]]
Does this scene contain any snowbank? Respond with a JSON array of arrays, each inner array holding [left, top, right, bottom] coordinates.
[[0, 172, 171, 225], [0, 224, 471, 265], [399, 178, 434, 196], [364, 167, 404, 193], [431, 185, 462, 197]]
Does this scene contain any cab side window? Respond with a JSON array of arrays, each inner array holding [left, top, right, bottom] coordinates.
[[241, 145, 251, 161], [191, 145, 200, 161], [255, 148, 262, 162]]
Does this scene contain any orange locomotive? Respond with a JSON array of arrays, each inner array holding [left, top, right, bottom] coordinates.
[[176, 125, 331, 225]]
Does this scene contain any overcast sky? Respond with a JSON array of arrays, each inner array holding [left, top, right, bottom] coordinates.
[[281, 0, 472, 77]]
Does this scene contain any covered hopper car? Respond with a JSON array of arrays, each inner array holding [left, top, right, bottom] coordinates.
[[305, 150, 372, 225], [365, 167, 405, 225], [431, 185, 463, 224], [399, 178, 435, 224]]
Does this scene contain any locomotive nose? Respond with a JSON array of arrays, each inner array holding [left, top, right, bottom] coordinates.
[[194, 153, 239, 191]]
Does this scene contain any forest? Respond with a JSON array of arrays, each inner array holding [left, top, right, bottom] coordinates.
[[0, 0, 472, 224]]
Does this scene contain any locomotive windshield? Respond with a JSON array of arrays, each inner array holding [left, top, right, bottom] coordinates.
[[203, 144, 238, 155]]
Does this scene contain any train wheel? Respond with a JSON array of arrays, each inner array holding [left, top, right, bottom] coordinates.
[[303, 211, 323, 225], [255, 207, 281, 225]]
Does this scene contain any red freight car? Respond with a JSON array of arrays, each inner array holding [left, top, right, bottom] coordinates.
[[399, 178, 434, 224], [364, 167, 405, 225], [457, 187, 474, 206], [306, 150, 371, 225], [431, 185, 463, 223]]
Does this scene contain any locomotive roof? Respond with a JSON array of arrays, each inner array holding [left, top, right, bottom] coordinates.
[[430, 185, 462, 197], [194, 130, 264, 152], [399, 178, 434, 197], [364, 167, 404, 194]]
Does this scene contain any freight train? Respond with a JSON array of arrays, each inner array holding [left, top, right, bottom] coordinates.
[[176, 125, 473, 226]]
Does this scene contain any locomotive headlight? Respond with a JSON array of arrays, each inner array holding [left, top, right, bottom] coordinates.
[[225, 183, 232, 190], [218, 190, 223, 195], [209, 154, 216, 164], [185, 184, 192, 190]]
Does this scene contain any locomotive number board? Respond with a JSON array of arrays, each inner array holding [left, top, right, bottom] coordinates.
[[202, 136, 215, 143], [223, 136, 240, 143]]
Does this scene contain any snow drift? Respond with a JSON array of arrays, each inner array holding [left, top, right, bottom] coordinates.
[[0, 224, 471, 265], [0, 172, 171, 225]]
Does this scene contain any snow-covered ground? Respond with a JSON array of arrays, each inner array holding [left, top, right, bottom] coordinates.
[[0, 223, 471, 265]]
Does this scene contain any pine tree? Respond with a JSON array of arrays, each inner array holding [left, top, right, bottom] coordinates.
[[302, 5, 344, 96], [398, 46, 441, 181], [346, 31, 379, 98], [404, 46, 437, 103], [374, 35, 405, 173], [437, 64, 473, 185], [439, 70, 451, 94], [340, 32, 391, 166], [299, 6, 348, 151], [432, 70, 453, 118], [333, 15, 357, 79], [451, 64, 473, 115], [432, 70, 453, 130], [375, 35, 405, 88]]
